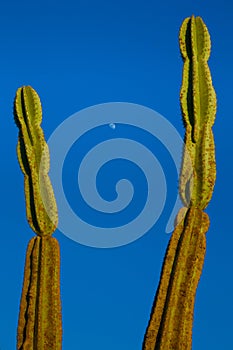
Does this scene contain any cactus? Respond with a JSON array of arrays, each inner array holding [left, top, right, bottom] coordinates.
[[14, 86, 62, 349], [142, 15, 216, 350]]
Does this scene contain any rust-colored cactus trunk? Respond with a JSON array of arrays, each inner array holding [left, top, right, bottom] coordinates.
[[17, 236, 62, 349], [143, 16, 217, 350], [14, 86, 62, 349]]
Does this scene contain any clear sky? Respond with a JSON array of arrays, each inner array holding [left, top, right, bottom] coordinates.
[[0, 0, 233, 349]]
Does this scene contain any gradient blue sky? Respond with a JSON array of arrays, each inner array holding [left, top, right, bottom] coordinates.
[[1, 1, 233, 349]]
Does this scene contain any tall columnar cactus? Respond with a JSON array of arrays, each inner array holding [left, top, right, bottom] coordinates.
[[14, 86, 62, 349], [142, 15, 216, 350]]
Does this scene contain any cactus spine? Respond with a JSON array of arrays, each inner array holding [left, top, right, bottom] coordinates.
[[15, 86, 62, 349], [142, 16, 216, 349]]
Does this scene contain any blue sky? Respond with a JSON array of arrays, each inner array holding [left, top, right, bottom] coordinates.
[[0, 0, 233, 349]]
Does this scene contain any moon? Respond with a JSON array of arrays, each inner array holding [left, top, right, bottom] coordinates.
[[109, 123, 116, 130]]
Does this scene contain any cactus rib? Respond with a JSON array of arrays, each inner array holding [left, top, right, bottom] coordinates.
[[179, 16, 217, 209], [14, 86, 58, 236], [143, 15, 217, 350], [143, 208, 209, 349], [15, 86, 62, 349], [17, 236, 62, 349]]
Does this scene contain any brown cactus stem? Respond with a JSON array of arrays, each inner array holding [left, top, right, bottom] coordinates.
[[143, 207, 209, 350], [17, 236, 62, 350]]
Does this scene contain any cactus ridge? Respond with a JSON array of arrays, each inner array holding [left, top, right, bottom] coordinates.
[[17, 236, 62, 350], [143, 16, 216, 350], [14, 86, 58, 236], [179, 16, 217, 209], [143, 207, 209, 349], [15, 86, 62, 349]]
